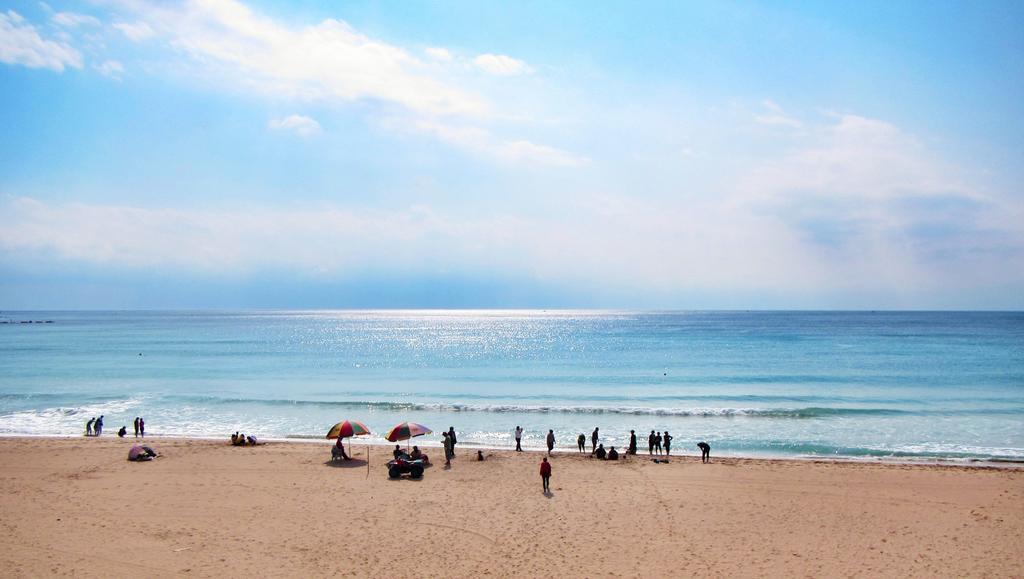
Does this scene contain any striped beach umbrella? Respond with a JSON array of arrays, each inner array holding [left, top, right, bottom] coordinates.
[[325, 420, 371, 440], [385, 422, 432, 443]]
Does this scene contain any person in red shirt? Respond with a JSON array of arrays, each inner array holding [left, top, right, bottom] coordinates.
[[539, 457, 552, 493]]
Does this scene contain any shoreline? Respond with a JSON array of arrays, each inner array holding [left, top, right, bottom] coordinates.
[[4, 433, 1022, 469]]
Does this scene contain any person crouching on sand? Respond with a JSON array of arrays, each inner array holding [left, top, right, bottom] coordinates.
[[577, 433, 586, 453], [540, 457, 551, 493], [698, 441, 711, 463]]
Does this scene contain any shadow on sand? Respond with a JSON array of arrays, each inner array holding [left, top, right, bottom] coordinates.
[[323, 458, 368, 469]]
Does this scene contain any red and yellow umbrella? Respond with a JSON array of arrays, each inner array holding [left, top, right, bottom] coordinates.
[[385, 422, 432, 444], [326, 420, 371, 440]]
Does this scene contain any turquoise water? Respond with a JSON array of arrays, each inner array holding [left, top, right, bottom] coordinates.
[[1, 310, 1021, 462]]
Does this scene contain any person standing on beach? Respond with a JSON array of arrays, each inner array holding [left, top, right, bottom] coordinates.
[[577, 433, 586, 453], [443, 432, 453, 466], [663, 431, 673, 456], [628, 430, 637, 455], [514, 426, 523, 452], [448, 427, 457, 457], [95, 416, 104, 436], [648, 430, 655, 455], [654, 432, 662, 455], [546, 430, 555, 455], [591, 427, 599, 454], [139, 417, 145, 438], [133, 417, 139, 438], [539, 457, 551, 493], [86, 417, 95, 436], [698, 441, 711, 463]]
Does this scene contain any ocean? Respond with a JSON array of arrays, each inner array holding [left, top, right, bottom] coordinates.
[[1, 310, 1021, 462]]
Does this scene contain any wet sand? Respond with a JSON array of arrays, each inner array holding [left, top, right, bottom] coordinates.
[[0, 436, 1021, 577]]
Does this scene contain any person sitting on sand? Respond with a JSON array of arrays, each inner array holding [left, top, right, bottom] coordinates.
[[577, 433, 586, 453], [595, 443, 606, 459], [333, 437, 350, 460], [410, 446, 428, 464], [236, 433, 248, 446], [477, 450, 485, 461], [117, 426, 127, 438], [247, 435, 257, 446], [231, 432, 239, 445], [698, 441, 711, 463], [607, 446, 619, 460]]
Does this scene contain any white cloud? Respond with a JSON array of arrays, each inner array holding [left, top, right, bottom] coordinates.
[[112, 20, 155, 41], [116, 0, 486, 117], [411, 119, 589, 167], [754, 99, 803, 128], [728, 111, 1024, 293], [269, 114, 322, 136], [473, 53, 532, 76], [105, 0, 582, 163], [93, 59, 124, 80], [0, 10, 83, 72], [424, 47, 452, 61], [51, 11, 100, 28]]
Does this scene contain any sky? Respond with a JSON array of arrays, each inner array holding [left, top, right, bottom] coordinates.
[[1, 0, 1022, 309]]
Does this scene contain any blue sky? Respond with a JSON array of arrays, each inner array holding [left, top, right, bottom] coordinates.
[[1, 0, 1022, 309]]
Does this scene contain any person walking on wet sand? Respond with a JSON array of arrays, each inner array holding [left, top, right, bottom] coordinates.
[[648, 430, 655, 455], [591, 427, 599, 454], [540, 457, 552, 493], [698, 441, 711, 463], [514, 425, 523, 452], [546, 430, 555, 455], [663, 431, 673, 456], [577, 433, 586, 453], [628, 430, 637, 455]]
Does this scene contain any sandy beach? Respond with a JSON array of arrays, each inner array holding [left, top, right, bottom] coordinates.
[[0, 437, 1021, 578]]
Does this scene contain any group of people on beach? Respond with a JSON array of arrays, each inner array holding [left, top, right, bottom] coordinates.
[[85, 415, 147, 438], [84, 416, 104, 436], [532, 427, 713, 492], [525, 425, 698, 461], [230, 432, 258, 446]]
